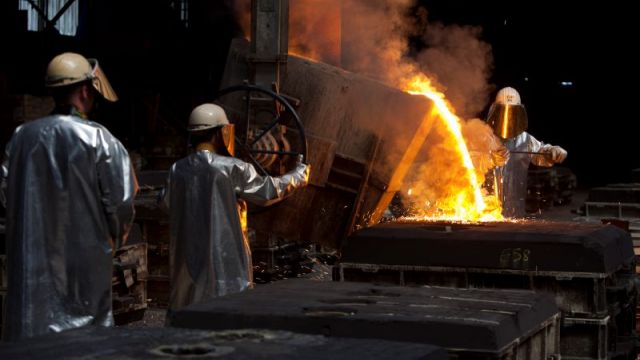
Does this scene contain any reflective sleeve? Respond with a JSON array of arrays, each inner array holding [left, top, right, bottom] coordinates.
[[541, 145, 567, 163], [527, 134, 556, 167], [232, 161, 310, 207]]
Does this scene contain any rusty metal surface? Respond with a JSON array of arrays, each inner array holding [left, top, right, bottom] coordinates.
[[250, 0, 289, 88], [0, 326, 447, 360], [169, 279, 560, 358], [341, 221, 633, 274]]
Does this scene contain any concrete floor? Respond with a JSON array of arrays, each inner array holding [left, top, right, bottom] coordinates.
[[120, 307, 167, 328]]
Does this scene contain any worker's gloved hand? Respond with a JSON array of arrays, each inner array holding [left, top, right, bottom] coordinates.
[[294, 154, 311, 183], [543, 146, 567, 163], [490, 143, 509, 167]]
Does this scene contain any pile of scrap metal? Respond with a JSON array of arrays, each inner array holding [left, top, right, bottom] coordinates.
[[251, 240, 316, 284], [131, 171, 170, 307], [525, 165, 576, 213], [110, 171, 161, 322], [112, 241, 148, 324]]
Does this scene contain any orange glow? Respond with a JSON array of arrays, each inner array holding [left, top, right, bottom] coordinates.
[[402, 74, 503, 222], [233, 0, 341, 65], [232, 1, 503, 222], [288, 0, 341, 65], [501, 104, 510, 139]]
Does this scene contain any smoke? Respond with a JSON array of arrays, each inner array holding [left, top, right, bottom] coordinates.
[[227, 0, 250, 38], [417, 24, 494, 118], [340, 1, 494, 118], [227, 0, 342, 64], [461, 118, 507, 182], [287, 1, 342, 64], [340, 0, 418, 84], [228, 0, 494, 119]]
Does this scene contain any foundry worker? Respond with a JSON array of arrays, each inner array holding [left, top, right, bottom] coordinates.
[[165, 104, 310, 311], [0, 52, 137, 341], [486, 87, 567, 218]]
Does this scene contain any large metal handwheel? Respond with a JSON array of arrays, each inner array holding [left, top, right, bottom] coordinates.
[[214, 84, 307, 176]]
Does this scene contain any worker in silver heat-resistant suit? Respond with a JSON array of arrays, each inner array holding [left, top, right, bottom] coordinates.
[[486, 87, 567, 218], [165, 104, 310, 312], [0, 52, 137, 341]]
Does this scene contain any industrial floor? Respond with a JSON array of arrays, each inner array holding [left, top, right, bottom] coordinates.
[[121, 308, 167, 328]]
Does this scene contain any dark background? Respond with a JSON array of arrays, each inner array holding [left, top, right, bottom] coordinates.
[[419, 1, 638, 187], [0, 0, 636, 187]]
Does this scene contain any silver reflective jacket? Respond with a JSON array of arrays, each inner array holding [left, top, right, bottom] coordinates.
[[166, 151, 308, 311], [494, 132, 555, 218], [0, 114, 136, 341]]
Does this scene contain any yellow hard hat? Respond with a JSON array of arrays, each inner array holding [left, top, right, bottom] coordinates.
[[45, 52, 118, 102]]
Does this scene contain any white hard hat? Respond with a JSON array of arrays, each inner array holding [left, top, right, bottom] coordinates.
[[188, 103, 230, 132], [495, 87, 521, 105], [45, 52, 118, 102]]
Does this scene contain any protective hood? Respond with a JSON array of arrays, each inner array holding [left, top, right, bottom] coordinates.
[[486, 103, 528, 140], [165, 153, 309, 311], [88, 59, 118, 102], [1, 114, 136, 341], [219, 124, 235, 157]]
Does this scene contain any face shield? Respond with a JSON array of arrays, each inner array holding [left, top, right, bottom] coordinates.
[[486, 103, 528, 140], [87, 59, 118, 102], [219, 124, 235, 157]]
